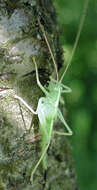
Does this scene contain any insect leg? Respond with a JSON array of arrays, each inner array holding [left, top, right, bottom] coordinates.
[[17, 99, 27, 130], [32, 57, 48, 95], [54, 109, 72, 136], [61, 84, 72, 93], [14, 95, 37, 115], [30, 142, 50, 183]]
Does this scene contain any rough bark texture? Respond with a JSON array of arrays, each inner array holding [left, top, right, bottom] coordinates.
[[0, 0, 78, 189]]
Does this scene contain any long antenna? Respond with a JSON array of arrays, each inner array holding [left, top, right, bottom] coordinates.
[[38, 18, 59, 81], [60, 0, 89, 82]]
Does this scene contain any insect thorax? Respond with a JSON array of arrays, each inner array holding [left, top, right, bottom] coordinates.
[[47, 81, 62, 105]]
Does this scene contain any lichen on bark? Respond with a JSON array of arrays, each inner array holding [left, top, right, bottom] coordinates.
[[0, 0, 78, 189]]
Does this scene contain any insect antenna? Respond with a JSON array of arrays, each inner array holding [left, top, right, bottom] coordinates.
[[60, 0, 89, 83], [38, 18, 59, 81]]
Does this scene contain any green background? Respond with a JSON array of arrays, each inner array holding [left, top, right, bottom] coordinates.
[[54, 0, 97, 189]]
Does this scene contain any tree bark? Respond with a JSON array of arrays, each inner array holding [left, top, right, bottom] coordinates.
[[0, 0, 78, 189]]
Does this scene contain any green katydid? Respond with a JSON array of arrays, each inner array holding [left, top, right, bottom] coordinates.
[[30, 56, 72, 181], [30, 0, 89, 182], [14, 0, 89, 183]]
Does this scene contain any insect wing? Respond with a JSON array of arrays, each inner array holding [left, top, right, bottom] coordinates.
[[37, 97, 54, 140]]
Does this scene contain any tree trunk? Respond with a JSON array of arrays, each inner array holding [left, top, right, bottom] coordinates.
[[0, 0, 79, 189]]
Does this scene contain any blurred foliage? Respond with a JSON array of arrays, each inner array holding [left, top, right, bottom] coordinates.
[[54, 0, 97, 190]]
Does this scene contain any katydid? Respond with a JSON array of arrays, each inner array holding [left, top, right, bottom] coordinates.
[[30, 0, 89, 182], [30, 56, 72, 181], [14, 0, 89, 183]]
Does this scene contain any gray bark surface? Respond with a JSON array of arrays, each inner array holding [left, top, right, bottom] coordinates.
[[0, 1, 79, 189]]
